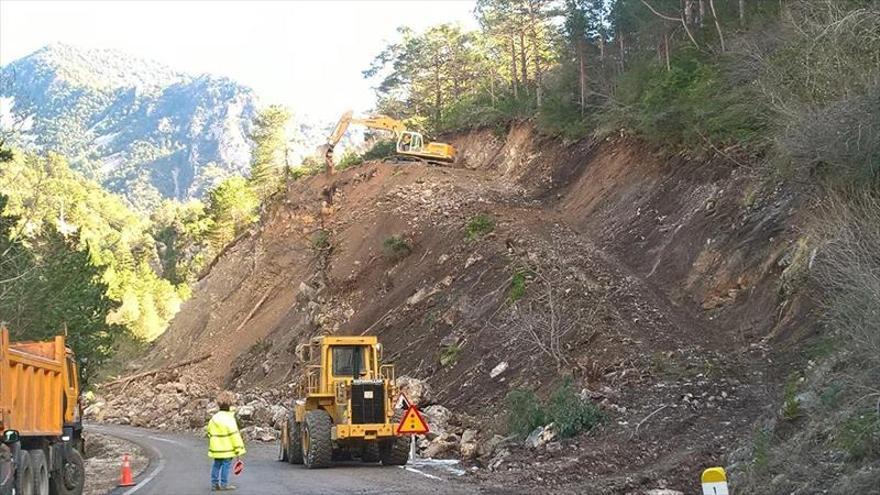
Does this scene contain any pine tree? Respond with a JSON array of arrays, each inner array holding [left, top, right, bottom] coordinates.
[[249, 105, 291, 200]]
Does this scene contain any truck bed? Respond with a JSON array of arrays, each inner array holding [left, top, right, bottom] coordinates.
[[0, 328, 67, 436]]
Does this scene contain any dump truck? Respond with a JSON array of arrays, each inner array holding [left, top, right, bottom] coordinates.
[[278, 336, 410, 468], [0, 326, 85, 495]]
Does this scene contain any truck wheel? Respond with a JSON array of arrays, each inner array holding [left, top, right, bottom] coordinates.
[[287, 420, 303, 465], [49, 449, 84, 495], [302, 410, 332, 469], [15, 450, 34, 495], [361, 443, 380, 463], [28, 450, 49, 495]]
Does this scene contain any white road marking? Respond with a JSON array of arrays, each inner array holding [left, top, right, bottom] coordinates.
[[402, 466, 443, 481], [119, 452, 165, 495]]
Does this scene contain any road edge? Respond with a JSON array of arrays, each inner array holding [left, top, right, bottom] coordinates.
[[86, 423, 165, 495]]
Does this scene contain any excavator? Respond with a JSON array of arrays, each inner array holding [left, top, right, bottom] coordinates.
[[322, 110, 456, 170]]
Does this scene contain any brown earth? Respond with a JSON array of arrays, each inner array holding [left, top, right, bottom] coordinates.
[[104, 123, 814, 493]]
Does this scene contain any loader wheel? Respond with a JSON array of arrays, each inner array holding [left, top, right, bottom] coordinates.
[[29, 449, 49, 495], [380, 412, 410, 466], [279, 420, 290, 462], [287, 420, 304, 465], [379, 436, 410, 466], [15, 450, 34, 495], [302, 410, 332, 469], [361, 443, 380, 463], [49, 449, 84, 495]]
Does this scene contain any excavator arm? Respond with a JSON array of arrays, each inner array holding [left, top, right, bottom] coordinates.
[[326, 110, 406, 147]]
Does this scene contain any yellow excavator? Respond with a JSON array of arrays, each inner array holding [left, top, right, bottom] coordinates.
[[323, 110, 456, 169]]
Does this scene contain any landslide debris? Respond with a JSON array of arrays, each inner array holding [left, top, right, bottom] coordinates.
[[92, 123, 812, 492]]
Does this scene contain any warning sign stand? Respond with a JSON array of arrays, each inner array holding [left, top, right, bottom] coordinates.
[[396, 403, 429, 463]]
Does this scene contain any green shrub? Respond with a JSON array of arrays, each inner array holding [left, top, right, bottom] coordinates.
[[505, 378, 604, 439], [547, 376, 605, 438], [598, 50, 765, 151], [465, 214, 494, 241], [362, 139, 397, 161], [312, 230, 330, 251], [782, 374, 801, 420], [752, 428, 771, 475], [505, 389, 546, 438], [508, 269, 527, 303], [837, 410, 880, 461], [382, 235, 411, 260], [336, 150, 364, 172], [439, 345, 460, 367]]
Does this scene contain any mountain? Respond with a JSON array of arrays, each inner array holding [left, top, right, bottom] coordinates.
[[0, 44, 258, 209]]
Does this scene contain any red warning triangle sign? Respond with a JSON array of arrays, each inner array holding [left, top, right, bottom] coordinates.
[[396, 405, 429, 434]]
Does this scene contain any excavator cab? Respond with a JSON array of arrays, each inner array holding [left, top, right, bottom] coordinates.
[[397, 131, 423, 153]]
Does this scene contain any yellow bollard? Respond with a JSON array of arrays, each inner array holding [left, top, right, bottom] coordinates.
[[701, 467, 729, 495]]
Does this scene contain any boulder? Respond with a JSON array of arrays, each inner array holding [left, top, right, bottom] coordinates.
[[422, 405, 452, 433], [422, 437, 457, 458], [459, 429, 479, 460], [525, 423, 558, 449], [236, 405, 255, 421], [489, 361, 508, 379], [395, 376, 433, 405]]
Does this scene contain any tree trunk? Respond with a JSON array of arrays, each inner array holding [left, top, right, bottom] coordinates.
[[684, 0, 694, 25], [578, 40, 587, 115], [664, 32, 671, 71], [519, 31, 528, 92], [434, 60, 442, 126], [619, 30, 626, 70], [510, 37, 519, 99], [709, 0, 726, 52], [699, 0, 706, 27], [738, 0, 746, 25], [528, 3, 543, 108]]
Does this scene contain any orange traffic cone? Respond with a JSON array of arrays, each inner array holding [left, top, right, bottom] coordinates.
[[118, 453, 136, 487]]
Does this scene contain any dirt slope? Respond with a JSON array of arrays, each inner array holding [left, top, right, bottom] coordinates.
[[132, 123, 812, 492]]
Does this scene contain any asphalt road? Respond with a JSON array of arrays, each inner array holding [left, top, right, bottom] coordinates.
[[91, 424, 483, 495]]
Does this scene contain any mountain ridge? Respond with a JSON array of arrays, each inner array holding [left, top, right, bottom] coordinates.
[[0, 43, 259, 209]]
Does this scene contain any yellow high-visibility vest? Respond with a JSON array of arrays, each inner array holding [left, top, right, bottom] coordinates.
[[206, 410, 246, 459]]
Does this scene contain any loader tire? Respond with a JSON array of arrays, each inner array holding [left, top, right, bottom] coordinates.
[[380, 436, 409, 466], [28, 449, 49, 495], [49, 449, 84, 495], [361, 443, 380, 463], [303, 410, 332, 469], [288, 420, 304, 465], [16, 450, 34, 495], [278, 419, 290, 462], [380, 412, 409, 466]]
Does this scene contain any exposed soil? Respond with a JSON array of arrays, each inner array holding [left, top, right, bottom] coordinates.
[[84, 432, 149, 495], [110, 123, 814, 493]]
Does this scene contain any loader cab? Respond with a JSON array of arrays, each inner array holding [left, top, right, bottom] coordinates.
[[296, 336, 389, 395]]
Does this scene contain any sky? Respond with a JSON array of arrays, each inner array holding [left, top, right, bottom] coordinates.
[[0, 0, 477, 122]]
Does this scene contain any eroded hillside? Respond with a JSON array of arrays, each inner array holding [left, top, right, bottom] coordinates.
[[94, 124, 813, 492]]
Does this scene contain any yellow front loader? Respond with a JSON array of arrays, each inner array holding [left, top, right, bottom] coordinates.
[[278, 336, 410, 468]]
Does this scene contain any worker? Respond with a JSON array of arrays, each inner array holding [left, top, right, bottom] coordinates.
[[206, 391, 246, 491]]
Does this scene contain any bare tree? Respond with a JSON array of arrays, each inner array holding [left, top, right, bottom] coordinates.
[[708, 0, 726, 52], [640, 0, 700, 48]]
